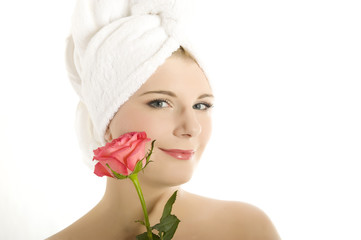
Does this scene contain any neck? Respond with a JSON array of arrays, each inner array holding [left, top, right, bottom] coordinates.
[[97, 176, 180, 237]]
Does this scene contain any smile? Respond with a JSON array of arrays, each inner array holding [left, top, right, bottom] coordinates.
[[159, 148, 195, 160]]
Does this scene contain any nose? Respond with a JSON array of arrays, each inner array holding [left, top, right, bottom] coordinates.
[[173, 108, 201, 138]]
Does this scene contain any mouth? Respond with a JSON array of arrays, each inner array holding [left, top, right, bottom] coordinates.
[[159, 148, 195, 160]]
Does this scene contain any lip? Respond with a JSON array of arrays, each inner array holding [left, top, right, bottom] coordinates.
[[159, 148, 195, 160]]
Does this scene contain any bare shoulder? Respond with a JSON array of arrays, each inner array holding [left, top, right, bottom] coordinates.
[[46, 229, 69, 240], [45, 223, 81, 240], [45, 207, 101, 240], [179, 191, 281, 240], [222, 201, 280, 240]]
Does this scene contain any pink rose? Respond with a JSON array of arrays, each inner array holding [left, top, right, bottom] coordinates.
[[93, 132, 151, 177]]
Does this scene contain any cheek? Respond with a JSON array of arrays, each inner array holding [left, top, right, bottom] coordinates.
[[139, 117, 169, 140], [110, 108, 170, 140], [200, 116, 212, 146]]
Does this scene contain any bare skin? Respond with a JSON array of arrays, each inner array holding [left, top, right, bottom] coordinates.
[[47, 50, 280, 240], [48, 186, 279, 240]]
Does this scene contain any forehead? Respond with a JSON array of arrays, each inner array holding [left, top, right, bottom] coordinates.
[[139, 54, 211, 92]]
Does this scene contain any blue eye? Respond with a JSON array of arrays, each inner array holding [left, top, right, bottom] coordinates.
[[148, 99, 171, 109], [193, 102, 213, 110]]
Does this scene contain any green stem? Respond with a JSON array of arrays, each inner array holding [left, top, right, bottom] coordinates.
[[129, 174, 153, 240]]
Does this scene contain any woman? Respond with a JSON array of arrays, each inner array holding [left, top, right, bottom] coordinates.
[[48, 0, 280, 239]]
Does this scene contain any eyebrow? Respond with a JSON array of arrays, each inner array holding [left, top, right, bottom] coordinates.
[[140, 90, 214, 99], [140, 90, 176, 97], [198, 93, 214, 99]]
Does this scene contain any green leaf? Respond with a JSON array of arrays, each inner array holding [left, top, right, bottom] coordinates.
[[136, 232, 161, 240], [152, 215, 180, 233], [151, 191, 180, 240], [145, 140, 156, 166], [160, 190, 178, 221], [135, 220, 145, 226], [106, 164, 127, 179], [153, 234, 161, 240], [162, 217, 180, 240], [131, 160, 144, 175], [135, 232, 148, 240]]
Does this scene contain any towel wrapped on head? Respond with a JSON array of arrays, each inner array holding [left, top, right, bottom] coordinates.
[[65, 0, 208, 168]]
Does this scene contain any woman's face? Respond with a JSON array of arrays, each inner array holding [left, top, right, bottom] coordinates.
[[106, 53, 213, 187]]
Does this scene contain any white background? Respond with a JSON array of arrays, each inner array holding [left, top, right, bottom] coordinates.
[[0, 0, 360, 239]]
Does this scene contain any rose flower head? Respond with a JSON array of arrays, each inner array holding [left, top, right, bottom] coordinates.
[[93, 132, 151, 177]]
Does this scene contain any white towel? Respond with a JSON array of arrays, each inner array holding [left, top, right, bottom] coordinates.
[[65, 0, 207, 168]]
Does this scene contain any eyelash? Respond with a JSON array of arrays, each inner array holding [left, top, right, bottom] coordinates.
[[147, 98, 213, 111], [193, 102, 214, 110], [147, 98, 172, 109]]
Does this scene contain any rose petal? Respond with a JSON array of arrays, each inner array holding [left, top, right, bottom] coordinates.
[[126, 140, 149, 170], [101, 144, 127, 157], [99, 157, 130, 176], [94, 162, 113, 177], [93, 132, 151, 177], [111, 147, 131, 165]]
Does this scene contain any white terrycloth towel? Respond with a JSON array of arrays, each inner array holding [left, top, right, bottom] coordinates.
[[65, 0, 207, 168]]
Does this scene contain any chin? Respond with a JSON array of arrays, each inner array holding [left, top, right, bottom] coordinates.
[[139, 162, 196, 188], [166, 168, 195, 186]]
